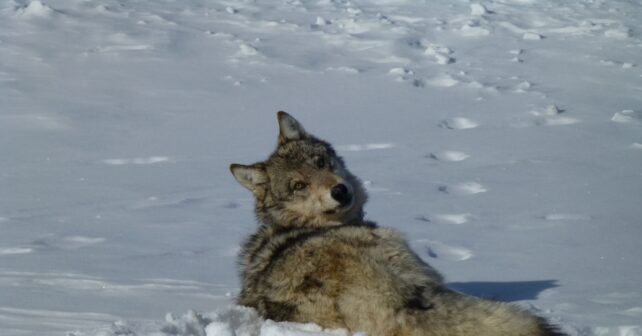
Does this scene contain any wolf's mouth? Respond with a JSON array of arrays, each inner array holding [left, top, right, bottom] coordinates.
[[324, 198, 354, 215]]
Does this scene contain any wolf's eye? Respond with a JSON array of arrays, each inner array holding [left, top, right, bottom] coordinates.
[[292, 181, 307, 191], [315, 157, 325, 169]]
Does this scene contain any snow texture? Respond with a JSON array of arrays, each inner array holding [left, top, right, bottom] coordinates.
[[1, 0, 641, 335]]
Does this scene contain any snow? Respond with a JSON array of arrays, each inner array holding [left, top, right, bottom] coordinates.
[[439, 117, 480, 130], [1, 0, 641, 335], [470, 4, 489, 17], [13, 0, 54, 18]]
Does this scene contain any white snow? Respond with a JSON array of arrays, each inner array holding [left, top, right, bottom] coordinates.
[[432, 213, 473, 225], [426, 74, 460, 87], [522, 32, 544, 40], [14, 0, 54, 18], [470, 4, 489, 17], [336, 143, 395, 152], [413, 240, 475, 262], [430, 151, 471, 162], [102, 157, 172, 165], [459, 23, 491, 37], [440, 117, 480, 130], [611, 110, 642, 125], [604, 28, 631, 40], [438, 182, 488, 196], [1, 0, 642, 335]]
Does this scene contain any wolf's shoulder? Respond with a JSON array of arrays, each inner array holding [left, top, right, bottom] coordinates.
[[239, 222, 395, 267]]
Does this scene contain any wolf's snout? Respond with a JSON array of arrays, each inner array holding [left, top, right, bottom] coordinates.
[[331, 184, 351, 207]]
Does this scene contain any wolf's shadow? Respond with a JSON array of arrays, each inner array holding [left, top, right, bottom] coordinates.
[[446, 280, 559, 302]]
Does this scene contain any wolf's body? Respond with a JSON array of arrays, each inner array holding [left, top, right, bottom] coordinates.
[[230, 112, 564, 336]]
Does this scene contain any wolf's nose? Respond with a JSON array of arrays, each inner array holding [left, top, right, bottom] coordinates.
[[331, 184, 351, 206]]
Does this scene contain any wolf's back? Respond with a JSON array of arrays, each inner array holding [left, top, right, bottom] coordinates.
[[237, 223, 563, 336]]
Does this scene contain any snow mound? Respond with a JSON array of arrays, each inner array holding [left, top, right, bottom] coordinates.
[[260, 320, 355, 336], [604, 28, 631, 40], [429, 150, 470, 162], [14, 1, 54, 18], [470, 3, 489, 16], [440, 117, 479, 130], [157, 307, 359, 336], [162, 307, 258, 336], [612, 110, 642, 125]]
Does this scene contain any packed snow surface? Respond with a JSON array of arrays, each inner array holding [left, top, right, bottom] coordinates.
[[1, 0, 641, 335]]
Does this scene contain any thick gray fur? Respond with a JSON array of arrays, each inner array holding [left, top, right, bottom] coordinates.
[[230, 111, 565, 336]]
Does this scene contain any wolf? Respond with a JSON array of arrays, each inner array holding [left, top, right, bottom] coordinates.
[[230, 111, 565, 336]]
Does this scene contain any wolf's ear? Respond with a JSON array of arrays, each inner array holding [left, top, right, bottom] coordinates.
[[277, 111, 308, 144], [230, 163, 268, 195]]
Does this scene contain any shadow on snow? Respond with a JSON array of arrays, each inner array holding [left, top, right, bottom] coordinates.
[[447, 280, 559, 302]]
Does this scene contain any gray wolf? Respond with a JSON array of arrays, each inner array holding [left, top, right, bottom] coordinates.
[[230, 111, 564, 336]]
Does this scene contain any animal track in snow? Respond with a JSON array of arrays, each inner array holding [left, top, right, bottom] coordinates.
[[470, 3, 489, 16], [604, 27, 631, 40], [388, 67, 414, 76], [424, 44, 455, 64], [434, 213, 472, 225], [236, 43, 259, 57], [514, 81, 532, 92], [600, 59, 636, 69], [362, 181, 401, 195], [1, 236, 105, 257], [542, 213, 591, 221], [14, 0, 56, 18], [336, 143, 395, 151], [438, 182, 487, 195], [612, 110, 642, 125], [429, 151, 470, 162], [131, 195, 208, 210], [0, 247, 34, 256], [530, 105, 580, 126], [326, 66, 360, 74], [531, 104, 563, 116], [458, 22, 491, 37], [426, 74, 459, 87], [89, 45, 153, 53], [31, 236, 106, 250], [440, 117, 479, 130], [510, 49, 524, 63], [413, 239, 474, 261], [416, 213, 472, 225], [388, 68, 421, 87], [103, 156, 170, 165], [522, 32, 544, 40]]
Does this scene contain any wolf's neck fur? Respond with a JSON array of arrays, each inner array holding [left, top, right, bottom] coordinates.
[[255, 203, 365, 232]]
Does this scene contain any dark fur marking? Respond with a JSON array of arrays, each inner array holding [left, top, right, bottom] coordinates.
[[405, 286, 433, 311], [263, 299, 297, 321], [258, 223, 376, 280], [297, 275, 324, 293], [244, 226, 273, 263]]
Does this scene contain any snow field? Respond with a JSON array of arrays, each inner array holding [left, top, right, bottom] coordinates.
[[1, 0, 641, 335]]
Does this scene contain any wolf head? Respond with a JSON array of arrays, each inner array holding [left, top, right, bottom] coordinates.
[[230, 112, 367, 229]]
